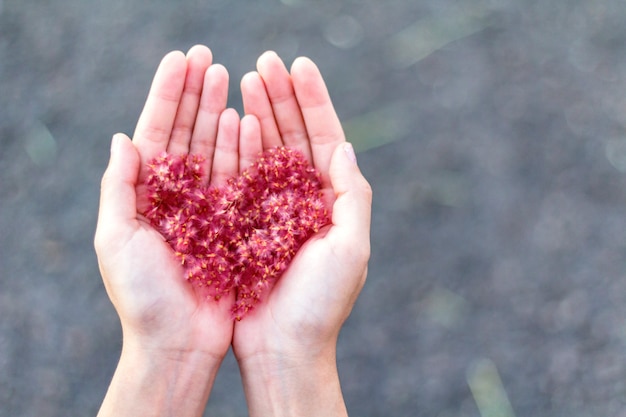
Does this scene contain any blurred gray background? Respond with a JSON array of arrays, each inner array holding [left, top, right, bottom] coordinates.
[[3, 0, 626, 416]]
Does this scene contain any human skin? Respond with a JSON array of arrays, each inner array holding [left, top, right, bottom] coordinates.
[[94, 45, 372, 417], [94, 45, 249, 417], [233, 51, 372, 417]]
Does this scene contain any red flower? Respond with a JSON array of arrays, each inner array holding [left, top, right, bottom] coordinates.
[[144, 146, 330, 320]]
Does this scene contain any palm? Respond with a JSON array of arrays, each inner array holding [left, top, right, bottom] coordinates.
[[232, 234, 356, 357], [105, 215, 234, 350]]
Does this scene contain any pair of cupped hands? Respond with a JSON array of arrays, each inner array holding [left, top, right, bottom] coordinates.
[[94, 45, 371, 416]]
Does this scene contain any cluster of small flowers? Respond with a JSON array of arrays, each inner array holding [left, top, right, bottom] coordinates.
[[143, 146, 330, 320]]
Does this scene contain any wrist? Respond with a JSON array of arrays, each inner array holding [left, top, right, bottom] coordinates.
[[98, 340, 223, 417], [238, 348, 348, 417]]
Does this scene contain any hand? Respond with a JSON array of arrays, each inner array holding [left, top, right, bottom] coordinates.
[[232, 52, 372, 417], [94, 45, 258, 416]]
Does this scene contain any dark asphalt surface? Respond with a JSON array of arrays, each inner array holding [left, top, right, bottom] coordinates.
[[3, 1, 626, 416]]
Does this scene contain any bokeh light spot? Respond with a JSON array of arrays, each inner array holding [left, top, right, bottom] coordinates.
[[323, 15, 364, 49], [605, 138, 626, 172]]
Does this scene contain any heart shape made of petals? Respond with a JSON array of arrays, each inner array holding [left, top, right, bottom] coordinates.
[[143, 147, 330, 320]]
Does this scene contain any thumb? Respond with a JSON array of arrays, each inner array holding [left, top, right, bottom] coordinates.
[[95, 134, 141, 248], [327, 142, 373, 260]]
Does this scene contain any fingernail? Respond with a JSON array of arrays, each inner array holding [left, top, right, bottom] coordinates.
[[110, 134, 122, 154], [344, 142, 357, 165]]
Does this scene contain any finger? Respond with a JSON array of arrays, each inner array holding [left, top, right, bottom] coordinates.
[[133, 51, 187, 168], [167, 45, 214, 155], [327, 142, 372, 263], [291, 57, 345, 187], [239, 114, 263, 172], [256, 51, 312, 160], [210, 108, 240, 186], [241, 71, 283, 150], [190, 63, 229, 182], [95, 134, 141, 250]]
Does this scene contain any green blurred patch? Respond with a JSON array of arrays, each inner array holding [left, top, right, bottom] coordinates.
[[24, 121, 57, 166], [343, 100, 414, 152], [423, 286, 470, 328], [345, 4, 493, 152], [422, 171, 470, 207], [467, 358, 517, 417], [387, 4, 492, 68]]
